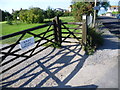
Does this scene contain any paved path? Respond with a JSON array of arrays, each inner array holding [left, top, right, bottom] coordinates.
[[66, 24, 119, 88], [97, 16, 120, 38], [0, 16, 119, 88]]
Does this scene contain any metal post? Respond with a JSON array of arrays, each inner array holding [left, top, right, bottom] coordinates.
[[82, 15, 87, 46], [93, 0, 97, 27]]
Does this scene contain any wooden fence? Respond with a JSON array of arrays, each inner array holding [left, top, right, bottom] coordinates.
[[0, 16, 87, 74]]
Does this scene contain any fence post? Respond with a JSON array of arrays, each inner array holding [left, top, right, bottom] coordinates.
[[53, 16, 62, 46], [82, 15, 87, 46], [53, 19, 58, 43]]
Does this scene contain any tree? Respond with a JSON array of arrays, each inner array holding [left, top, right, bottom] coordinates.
[[0, 10, 12, 21], [19, 7, 44, 23], [55, 10, 64, 17], [99, 1, 110, 11], [118, 1, 120, 13], [71, 0, 110, 21], [95, 1, 110, 16], [12, 10, 20, 20], [19, 9, 28, 22], [72, 2, 93, 21], [1, 10, 6, 21], [71, 0, 110, 11], [46, 6, 55, 20], [27, 7, 44, 23], [43, 10, 48, 19]]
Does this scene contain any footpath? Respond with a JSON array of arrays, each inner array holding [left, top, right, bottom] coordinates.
[[65, 23, 119, 88]]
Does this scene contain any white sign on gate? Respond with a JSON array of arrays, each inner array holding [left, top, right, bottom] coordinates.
[[19, 37, 35, 49]]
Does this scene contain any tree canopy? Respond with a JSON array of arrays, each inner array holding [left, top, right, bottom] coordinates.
[[19, 7, 44, 23], [0, 10, 12, 21], [72, 2, 93, 21], [71, 0, 110, 21]]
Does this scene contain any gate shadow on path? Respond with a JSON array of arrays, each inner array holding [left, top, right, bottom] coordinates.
[[1, 43, 95, 88], [97, 16, 120, 37], [103, 22, 120, 35], [2, 84, 98, 90], [97, 34, 120, 50]]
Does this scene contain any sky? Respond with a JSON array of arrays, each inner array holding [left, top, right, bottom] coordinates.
[[0, 0, 119, 13], [0, 0, 71, 13]]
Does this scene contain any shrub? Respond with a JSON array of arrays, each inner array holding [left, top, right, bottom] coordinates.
[[55, 10, 64, 17], [46, 7, 55, 20], [6, 20, 13, 25], [19, 7, 44, 23], [19, 9, 28, 23], [12, 10, 20, 21], [1, 10, 13, 21], [84, 27, 104, 55], [63, 12, 73, 16]]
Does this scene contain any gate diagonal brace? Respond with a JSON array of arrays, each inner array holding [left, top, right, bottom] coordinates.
[[61, 24, 82, 44]]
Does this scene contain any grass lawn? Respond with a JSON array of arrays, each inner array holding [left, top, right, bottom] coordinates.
[[1, 22, 45, 36], [1, 16, 82, 44], [1, 16, 75, 36]]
